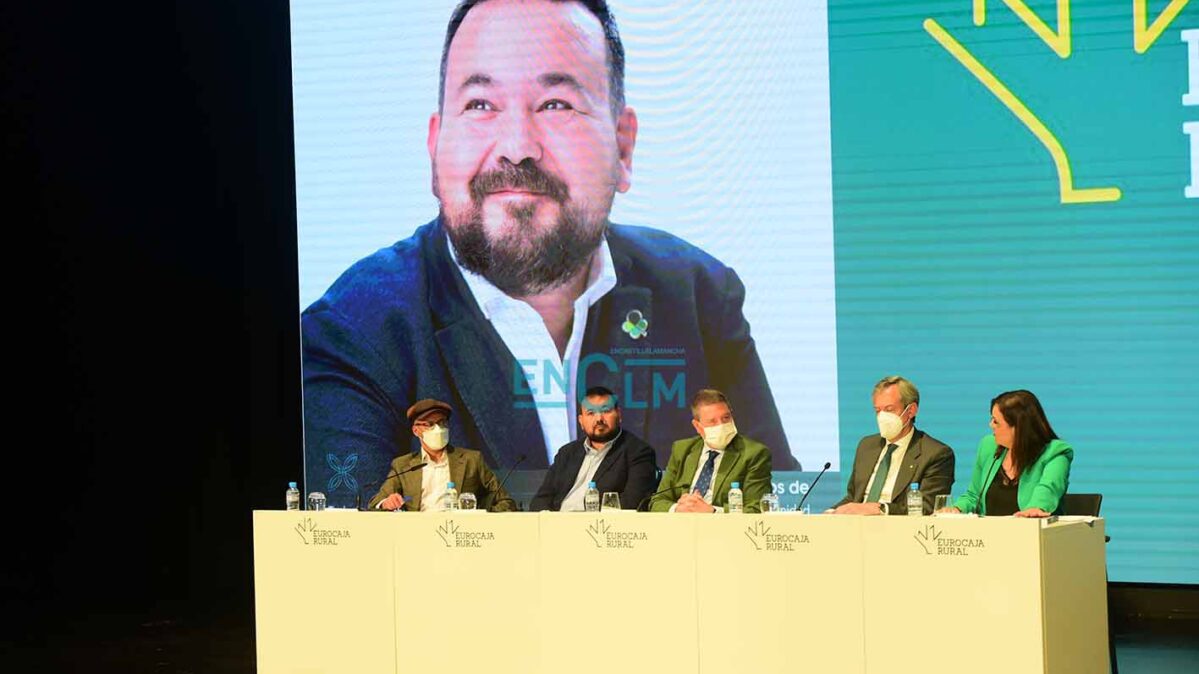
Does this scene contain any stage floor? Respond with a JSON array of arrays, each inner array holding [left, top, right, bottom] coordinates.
[[2, 603, 1196, 673]]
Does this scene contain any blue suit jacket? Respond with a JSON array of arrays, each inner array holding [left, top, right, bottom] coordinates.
[[301, 219, 795, 496], [528, 430, 659, 512]]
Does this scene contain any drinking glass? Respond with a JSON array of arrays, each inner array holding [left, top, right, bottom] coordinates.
[[601, 492, 622, 511], [933, 494, 952, 513], [759, 493, 780, 513], [458, 492, 477, 510], [307, 492, 327, 511]]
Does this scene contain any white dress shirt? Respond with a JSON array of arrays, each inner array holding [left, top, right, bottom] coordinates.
[[449, 235, 618, 465], [419, 448, 451, 512], [861, 427, 915, 504], [559, 431, 620, 512]]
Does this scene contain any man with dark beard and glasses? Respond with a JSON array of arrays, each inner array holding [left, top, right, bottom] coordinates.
[[528, 386, 657, 511], [301, 0, 796, 496]]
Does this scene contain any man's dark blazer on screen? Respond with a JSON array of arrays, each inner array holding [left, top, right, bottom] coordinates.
[[301, 218, 796, 496], [832, 429, 954, 515], [528, 430, 658, 511]]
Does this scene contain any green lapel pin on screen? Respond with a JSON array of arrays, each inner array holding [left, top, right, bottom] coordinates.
[[622, 310, 648, 339]]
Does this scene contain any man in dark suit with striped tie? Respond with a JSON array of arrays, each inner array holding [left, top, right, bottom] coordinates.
[[832, 376, 954, 515]]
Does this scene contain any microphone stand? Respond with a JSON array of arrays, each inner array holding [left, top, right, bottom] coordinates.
[[796, 462, 832, 513], [490, 454, 527, 511], [636, 483, 692, 512], [356, 461, 428, 511]]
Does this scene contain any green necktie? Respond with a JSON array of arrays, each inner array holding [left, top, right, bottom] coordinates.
[[865, 443, 899, 503]]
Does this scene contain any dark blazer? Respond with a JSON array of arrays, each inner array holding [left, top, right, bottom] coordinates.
[[649, 434, 773, 513], [528, 430, 658, 512], [301, 218, 797, 498], [366, 446, 516, 512], [832, 429, 954, 515]]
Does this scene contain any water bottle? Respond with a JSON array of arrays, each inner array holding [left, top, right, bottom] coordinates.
[[728, 482, 744, 513], [285, 482, 300, 511], [441, 482, 460, 511], [906, 482, 923, 516], [583, 481, 601, 512]]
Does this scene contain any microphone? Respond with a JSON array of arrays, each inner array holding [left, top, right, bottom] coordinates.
[[637, 482, 691, 512], [796, 462, 832, 513], [356, 461, 428, 511], [491, 453, 526, 511]]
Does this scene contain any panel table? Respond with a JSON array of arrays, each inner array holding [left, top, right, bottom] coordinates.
[[253, 511, 1109, 674]]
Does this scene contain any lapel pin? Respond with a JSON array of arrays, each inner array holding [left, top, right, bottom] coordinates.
[[621, 310, 648, 340]]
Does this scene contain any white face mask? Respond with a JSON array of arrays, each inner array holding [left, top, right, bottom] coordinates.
[[422, 424, 449, 451], [703, 421, 738, 450], [876, 406, 910, 441]]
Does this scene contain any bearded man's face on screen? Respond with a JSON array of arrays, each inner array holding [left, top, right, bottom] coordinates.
[[428, 0, 637, 297]]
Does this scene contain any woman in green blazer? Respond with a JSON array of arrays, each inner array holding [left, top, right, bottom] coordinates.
[[946, 390, 1073, 517]]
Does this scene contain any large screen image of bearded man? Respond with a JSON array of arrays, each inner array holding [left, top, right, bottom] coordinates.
[[293, 0, 838, 507]]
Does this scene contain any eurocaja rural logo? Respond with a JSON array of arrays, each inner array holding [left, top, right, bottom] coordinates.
[[586, 518, 650, 549], [923, 0, 1196, 203], [294, 517, 351, 546], [744, 520, 811, 553], [436, 519, 496, 549], [914, 524, 986, 557]]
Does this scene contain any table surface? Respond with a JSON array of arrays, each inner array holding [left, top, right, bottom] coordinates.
[[253, 511, 1109, 674]]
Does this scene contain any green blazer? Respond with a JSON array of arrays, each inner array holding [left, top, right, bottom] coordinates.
[[649, 434, 772, 513], [367, 446, 517, 512], [953, 435, 1073, 515]]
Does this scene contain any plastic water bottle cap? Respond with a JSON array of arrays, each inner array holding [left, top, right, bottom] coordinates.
[[288, 481, 297, 489], [588, 481, 597, 488], [731, 482, 741, 489], [447, 481, 456, 488], [910, 483, 919, 490]]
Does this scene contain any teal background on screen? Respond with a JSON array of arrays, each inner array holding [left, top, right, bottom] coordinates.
[[829, 1, 1198, 583], [289, 0, 1198, 584]]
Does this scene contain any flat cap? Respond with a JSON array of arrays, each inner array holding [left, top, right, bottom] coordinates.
[[406, 398, 453, 423]]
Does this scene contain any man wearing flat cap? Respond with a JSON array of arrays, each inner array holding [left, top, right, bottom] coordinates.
[[368, 398, 517, 511]]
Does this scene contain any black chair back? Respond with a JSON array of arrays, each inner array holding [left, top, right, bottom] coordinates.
[[1061, 492, 1102, 516]]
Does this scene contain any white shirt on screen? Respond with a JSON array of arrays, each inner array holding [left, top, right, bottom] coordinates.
[[449, 236, 617, 465], [861, 427, 915, 504], [558, 431, 620, 512]]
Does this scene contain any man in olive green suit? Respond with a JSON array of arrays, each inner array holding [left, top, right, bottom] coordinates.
[[369, 399, 516, 512], [650, 389, 773, 513]]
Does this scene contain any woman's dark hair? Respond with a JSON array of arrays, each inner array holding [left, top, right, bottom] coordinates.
[[992, 390, 1058, 476]]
